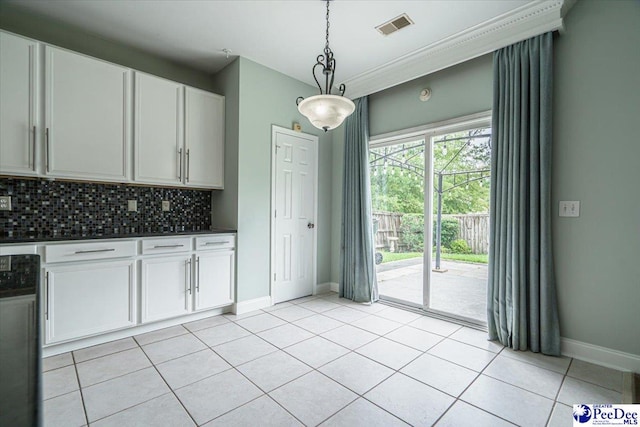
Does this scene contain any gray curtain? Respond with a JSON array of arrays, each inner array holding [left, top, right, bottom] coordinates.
[[488, 32, 561, 355], [340, 97, 378, 303]]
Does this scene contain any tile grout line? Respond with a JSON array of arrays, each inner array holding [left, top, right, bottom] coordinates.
[[133, 334, 201, 427], [70, 351, 90, 427]]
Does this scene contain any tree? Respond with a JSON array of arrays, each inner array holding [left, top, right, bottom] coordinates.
[[432, 128, 491, 214], [369, 128, 491, 215], [370, 141, 425, 214]]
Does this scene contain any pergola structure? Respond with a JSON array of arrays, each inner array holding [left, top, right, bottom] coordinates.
[[369, 129, 491, 269]]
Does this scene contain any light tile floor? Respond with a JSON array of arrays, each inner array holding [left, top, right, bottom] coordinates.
[[43, 292, 624, 426]]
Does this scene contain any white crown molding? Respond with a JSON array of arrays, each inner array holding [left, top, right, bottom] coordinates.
[[342, 0, 565, 98]]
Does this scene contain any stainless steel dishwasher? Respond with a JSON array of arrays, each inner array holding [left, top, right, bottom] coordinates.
[[0, 254, 42, 427]]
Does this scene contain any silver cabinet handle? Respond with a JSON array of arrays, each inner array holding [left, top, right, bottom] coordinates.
[[152, 244, 184, 249], [186, 259, 192, 295], [178, 147, 183, 181], [45, 271, 49, 320], [32, 126, 36, 170], [196, 256, 200, 292], [185, 149, 190, 182], [204, 241, 226, 246], [74, 248, 116, 254], [45, 128, 50, 172]]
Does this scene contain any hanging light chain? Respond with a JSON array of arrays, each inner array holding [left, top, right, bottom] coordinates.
[[325, 0, 331, 53]]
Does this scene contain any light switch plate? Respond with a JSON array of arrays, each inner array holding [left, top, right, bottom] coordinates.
[[162, 200, 170, 211], [127, 200, 137, 212], [0, 196, 11, 211], [0, 256, 11, 272], [559, 201, 580, 217]]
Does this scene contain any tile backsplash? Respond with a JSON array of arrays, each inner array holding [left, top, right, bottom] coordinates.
[[0, 178, 212, 239]]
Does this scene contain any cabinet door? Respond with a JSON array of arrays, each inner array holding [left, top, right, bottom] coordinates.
[[140, 256, 192, 322], [184, 87, 224, 188], [44, 46, 130, 181], [44, 260, 136, 344], [134, 72, 183, 185], [0, 32, 39, 176], [194, 250, 235, 311]]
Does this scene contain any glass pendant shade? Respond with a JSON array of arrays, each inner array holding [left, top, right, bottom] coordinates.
[[297, 94, 355, 132], [296, 0, 354, 132]]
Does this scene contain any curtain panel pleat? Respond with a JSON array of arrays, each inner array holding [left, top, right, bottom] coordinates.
[[340, 97, 378, 303], [488, 32, 561, 355]]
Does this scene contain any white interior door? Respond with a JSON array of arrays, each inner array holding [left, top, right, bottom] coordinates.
[[271, 127, 317, 304]]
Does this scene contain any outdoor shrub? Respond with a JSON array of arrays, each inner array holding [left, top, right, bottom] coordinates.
[[450, 238, 472, 254], [433, 217, 459, 248], [399, 214, 424, 252]]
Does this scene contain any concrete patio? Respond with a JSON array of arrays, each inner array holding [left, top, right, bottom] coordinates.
[[376, 258, 488, 322]]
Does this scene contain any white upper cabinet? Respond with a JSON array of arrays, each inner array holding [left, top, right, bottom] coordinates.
[[185, 87, 224, 189], [0, 31, 225, 187], [44, 46, 131, 182], [0, 32, 39, 176], [134, 72, 184, 185]]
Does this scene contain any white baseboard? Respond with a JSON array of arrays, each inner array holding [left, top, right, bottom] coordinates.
[[561, 337, 640, 373], [233, 296, 272, 315], [329, 282, 339, 292], [315, 282, 338, 294]]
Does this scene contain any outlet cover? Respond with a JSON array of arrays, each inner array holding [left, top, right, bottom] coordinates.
[[127, 200, 137, 212], [559, 201, 580, 217], [0, 196, 11, 211], [162, 200, 170, 211]]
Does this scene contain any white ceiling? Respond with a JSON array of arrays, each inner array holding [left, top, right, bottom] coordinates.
[[5, 0, 561, 95]]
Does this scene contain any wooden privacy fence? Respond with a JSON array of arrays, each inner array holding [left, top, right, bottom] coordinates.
[[372, 211, 402, 251], [443, 213, 489, 254], [372, 212, 489, 254]]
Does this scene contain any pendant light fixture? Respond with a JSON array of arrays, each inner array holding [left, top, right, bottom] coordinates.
[[296, 0, 355, 132]]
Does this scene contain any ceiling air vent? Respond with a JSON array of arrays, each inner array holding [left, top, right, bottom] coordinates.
[[375, 13, 414, 36]]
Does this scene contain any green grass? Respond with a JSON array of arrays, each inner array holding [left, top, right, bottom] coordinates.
[[379, 251, 488, 264], [439, 253, 488, 264], [379, 251, 423, 263]]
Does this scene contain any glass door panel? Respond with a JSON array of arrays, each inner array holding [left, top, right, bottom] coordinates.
[[370, 139, 425, 307], [426, 127, 491, 324]]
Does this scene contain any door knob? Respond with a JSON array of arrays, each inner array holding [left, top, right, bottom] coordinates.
[[307, 222, 315, 229]]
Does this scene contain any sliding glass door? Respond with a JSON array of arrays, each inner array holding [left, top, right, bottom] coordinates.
[[369, 119, 491, 325]]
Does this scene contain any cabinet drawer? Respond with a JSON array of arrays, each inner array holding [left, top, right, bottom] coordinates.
[[195, 234, 235, 251], [141, 237, 192, 255], [0, 245, 38, 256], [45, 240, 136, 263]]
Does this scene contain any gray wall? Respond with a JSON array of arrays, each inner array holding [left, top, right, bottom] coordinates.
[[213, 57, 333, 302], [552, 0, 640, 356], [211, 59, 240, 230], [0, 3, 214, 90], [332, 0, 640, 357], [369, 54, 493, 136]]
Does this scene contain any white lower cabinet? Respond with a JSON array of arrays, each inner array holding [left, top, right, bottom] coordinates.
[[38, 233, 235, 348], [194, 249, 235, 310], [140, 255, 192, 322], [44, 260, 136, 344]]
